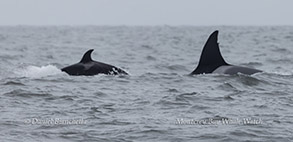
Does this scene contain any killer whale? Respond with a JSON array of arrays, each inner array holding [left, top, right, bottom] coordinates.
[[191, 31, 262, 75], [61, 49, 128, 76]]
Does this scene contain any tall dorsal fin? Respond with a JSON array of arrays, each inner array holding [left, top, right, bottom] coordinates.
[[191, 31, 229, 74], [80, 49, 94, 63]]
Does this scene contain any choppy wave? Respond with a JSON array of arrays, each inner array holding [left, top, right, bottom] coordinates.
[[267, 70, 293, 76]]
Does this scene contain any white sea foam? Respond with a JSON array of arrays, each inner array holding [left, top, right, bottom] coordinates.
[[268, 70, 293, 76], [15, 65, 62, 78]]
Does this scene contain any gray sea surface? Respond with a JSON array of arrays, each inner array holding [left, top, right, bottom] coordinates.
[[0, 26, 293, 142]]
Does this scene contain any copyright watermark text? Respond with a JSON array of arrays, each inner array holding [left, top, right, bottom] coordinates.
[[175, 117, 263, 125], [24, 118, 87, 125]]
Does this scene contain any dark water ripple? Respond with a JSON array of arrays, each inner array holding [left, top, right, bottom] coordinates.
[[1, 26, 293, 142], [4, 89, 53, 98], [2, 81, 26, 86]]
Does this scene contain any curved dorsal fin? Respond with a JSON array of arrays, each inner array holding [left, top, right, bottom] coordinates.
[[80, 49, 94, 63], [191, 31, 229, 74]]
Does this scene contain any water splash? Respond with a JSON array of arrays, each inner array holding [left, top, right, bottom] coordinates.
[[15, 65, 63, 78]]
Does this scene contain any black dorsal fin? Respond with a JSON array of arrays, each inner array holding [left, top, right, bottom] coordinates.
[[191, 31, 229, 74], [80, 49, 94, 63]]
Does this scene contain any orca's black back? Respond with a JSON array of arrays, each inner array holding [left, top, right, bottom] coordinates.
[[61, 49, 128, 76]]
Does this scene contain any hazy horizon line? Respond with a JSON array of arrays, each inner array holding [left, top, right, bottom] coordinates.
[[0, 24, 293, 27]]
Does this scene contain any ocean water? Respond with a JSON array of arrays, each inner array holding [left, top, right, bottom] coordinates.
[[0, 26, 293, 142]]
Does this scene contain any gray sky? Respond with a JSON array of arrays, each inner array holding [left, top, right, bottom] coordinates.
[[0, 0, 292, 26]]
